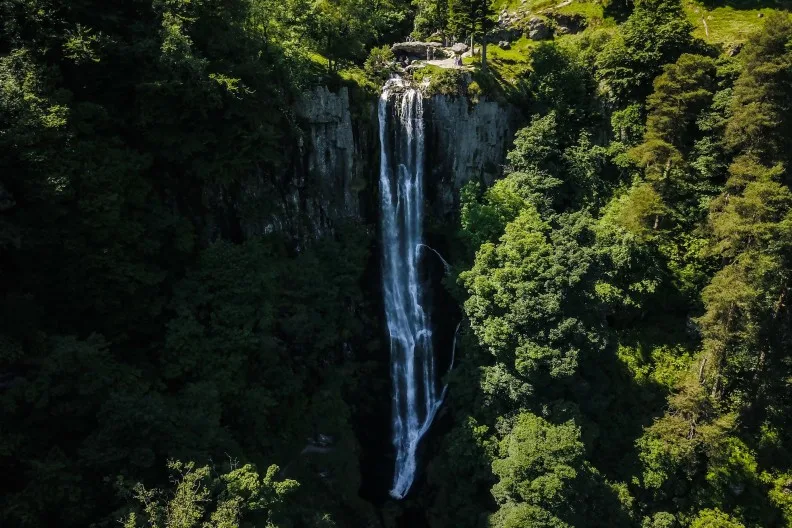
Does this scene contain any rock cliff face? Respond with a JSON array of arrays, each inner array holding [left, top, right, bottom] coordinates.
[[293, 85, 372, 231], [205, 84, 518, 242], [425, 95, 519, 218], [293, 86, 520, 227], [377, 86, 519, 223], [204, 85, 377, 242]]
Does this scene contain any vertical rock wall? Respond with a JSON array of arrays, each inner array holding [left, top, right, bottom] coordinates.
[[425, 95, 519, 218], [204, 85, 518, 243], [294, 86, 368, 230], [203, 85, 377, 243]]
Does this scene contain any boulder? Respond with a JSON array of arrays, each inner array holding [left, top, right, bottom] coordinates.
[[527, 16, 551, 40], [487, 26, 523, 43], [393, 41, 449, 60], [498, 41, 511, 50], [391, 41, 431, 59], [451, 42, 470, 55], [497, 10, 525, 29], [548, 13, 586, 35]]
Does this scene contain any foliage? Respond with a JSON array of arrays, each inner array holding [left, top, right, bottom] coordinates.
[[596, 0, 697, 103], [413, 65, 468, 95], [364, 45, 397, 84], [448, 0, 495, 69], [439, 6, 792, 528], [121, 461, 298, 528], [0, 1, 377, 520], [413, 0, 450, 40], [689, 508, 745, 528], [490, 413, 586, 525], [6, 1, 792, 527]]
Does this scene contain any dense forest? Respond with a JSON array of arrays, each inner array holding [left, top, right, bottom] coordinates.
[[2, 0, 792, 526]]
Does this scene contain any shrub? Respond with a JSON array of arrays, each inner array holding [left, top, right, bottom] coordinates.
[[364, 45, 397, 84]]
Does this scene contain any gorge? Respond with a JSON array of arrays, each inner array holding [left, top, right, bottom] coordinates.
[[6, 2, 792, 526]]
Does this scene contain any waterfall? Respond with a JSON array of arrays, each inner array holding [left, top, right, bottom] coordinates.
[[379, 80, 442, 499]]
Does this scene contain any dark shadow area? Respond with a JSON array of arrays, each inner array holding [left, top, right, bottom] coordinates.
[[355, 241, 398, 506]]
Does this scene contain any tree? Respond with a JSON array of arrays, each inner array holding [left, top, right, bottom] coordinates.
[[689, 509, 745, 528], [725, 13, 792, 162], [364, 45, 397, 84], [490, 414, 585, 519], [698, 157, 792, 400], [644, 54, 717, 148], [121, 461, 298, 528], [489, 412, 632, 527], [618, 53, 717, 238], [460, 207, 599, 395], [696, 18, 792, 402], [412, 0, 449, 40], [447, 0, 495, 71], [524, 44, 597, 133], [596, 0, 695, 103], [310, 0, 373, 71]]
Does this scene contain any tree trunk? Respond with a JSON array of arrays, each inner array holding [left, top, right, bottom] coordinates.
[[481, 37, 488, 72]]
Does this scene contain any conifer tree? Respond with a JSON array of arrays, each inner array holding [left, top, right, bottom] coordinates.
[[447, 0, 494, 71]]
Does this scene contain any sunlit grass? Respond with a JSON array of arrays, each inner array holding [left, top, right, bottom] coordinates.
[[462, 36, 536, 87], [494, 0, 604, 18], [493, 0, 558, 12], [683, 0, 791, 46], [338, 66, 379, 92], [557, 0, 604, 21]]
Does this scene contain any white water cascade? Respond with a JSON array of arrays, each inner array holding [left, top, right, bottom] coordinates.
[[379, 80, 444, 499]]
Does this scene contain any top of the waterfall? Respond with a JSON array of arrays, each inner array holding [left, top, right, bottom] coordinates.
[[381, 77, 422, 98]]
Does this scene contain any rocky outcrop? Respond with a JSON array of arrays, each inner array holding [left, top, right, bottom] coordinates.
[[528, 16, 552, 40], [494, 5, 587, 40], [294, 86, 362, 225], [205, 82, 518, 242], [487, 26, 523, 44], [392, 41, 445, 60], [285, 85, 518, 228], [548, 12, 587, 35], [490, 8, 524, 43], [204, 86, 377, 242], [725, 42, 743, 56], [425, 96, 519, 217]]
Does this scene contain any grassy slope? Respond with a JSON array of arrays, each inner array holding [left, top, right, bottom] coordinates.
[[468, 36, 536, 84], [683, 0, 791, 47], [466, 0, 609, 89], [474, 0, 790, 94], [339, 0, 791, 96]]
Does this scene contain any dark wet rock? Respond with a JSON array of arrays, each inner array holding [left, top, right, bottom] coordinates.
[[549, 12, 587, 35], [527, 16, 551, 40]]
